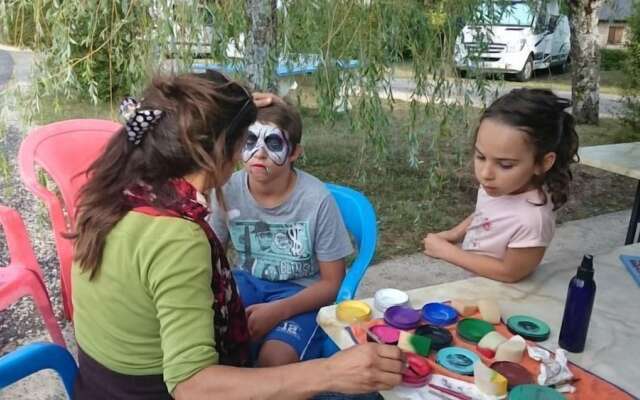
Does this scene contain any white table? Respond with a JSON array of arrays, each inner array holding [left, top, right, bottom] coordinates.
[[579, 142, 640, 244], [318, 244, 640, 398]]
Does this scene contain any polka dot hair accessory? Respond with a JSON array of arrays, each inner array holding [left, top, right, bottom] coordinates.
[[119, 96, 164, 145]]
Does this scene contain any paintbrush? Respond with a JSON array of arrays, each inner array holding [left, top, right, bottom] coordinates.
[[427, 383, 473, 400]]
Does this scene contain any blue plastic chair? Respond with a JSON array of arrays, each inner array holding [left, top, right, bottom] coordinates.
[[322, 183, 377, 356], [0, 342, 77, 398]]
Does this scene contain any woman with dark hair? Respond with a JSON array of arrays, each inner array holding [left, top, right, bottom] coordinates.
[[70, 70, 404, 399]]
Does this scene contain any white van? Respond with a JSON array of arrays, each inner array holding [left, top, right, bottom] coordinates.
[[454, 0, 571, 81]]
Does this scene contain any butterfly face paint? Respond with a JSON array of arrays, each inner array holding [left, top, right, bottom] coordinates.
[[242, 122, 290, 166]]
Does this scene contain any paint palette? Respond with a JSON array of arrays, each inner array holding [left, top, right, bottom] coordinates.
[[436, 346, 480, 376], [457, 318, 495, 343], [401, 353, 432, 387], [384, 305, 421, 330], [421, 302, 458, 326], [490, 361, 534, 389], [374, 288, 410, 312], [368, 324, 401, 345], [506, 315, 550, 341], [414, 324, 453, 351], [336, 300, 372, 323]]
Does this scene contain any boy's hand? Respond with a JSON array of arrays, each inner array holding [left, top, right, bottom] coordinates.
[[245, 302, 287, 340], [423, 233, 454, 259]]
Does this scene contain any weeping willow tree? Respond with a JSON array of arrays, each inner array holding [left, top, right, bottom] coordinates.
[[2, 0, 521, 173]]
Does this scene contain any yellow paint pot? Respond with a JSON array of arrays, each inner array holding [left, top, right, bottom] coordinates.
[[336, 300, 372, 323]]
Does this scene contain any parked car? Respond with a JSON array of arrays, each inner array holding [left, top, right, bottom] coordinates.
[[454, 0, 571, 81]]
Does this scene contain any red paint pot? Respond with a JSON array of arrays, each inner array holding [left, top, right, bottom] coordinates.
[[477, 346, 495, 359], [402, 353, 432, 387]]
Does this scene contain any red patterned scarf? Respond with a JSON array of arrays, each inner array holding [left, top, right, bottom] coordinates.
[[124, 179, 250, 367]]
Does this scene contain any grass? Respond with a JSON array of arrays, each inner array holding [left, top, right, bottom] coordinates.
[[29, 94, 639, 263], [392, 62, 627, 96]]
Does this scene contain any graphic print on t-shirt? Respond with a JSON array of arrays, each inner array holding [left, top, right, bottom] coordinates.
[[229, 220, 314, 281]]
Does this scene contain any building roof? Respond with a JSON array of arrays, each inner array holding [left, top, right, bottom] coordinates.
[[599, 0, 633, 22]]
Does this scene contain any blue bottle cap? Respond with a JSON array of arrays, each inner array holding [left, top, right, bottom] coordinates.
[[436, 346, 480, 376], [421, 302, 459, 326]]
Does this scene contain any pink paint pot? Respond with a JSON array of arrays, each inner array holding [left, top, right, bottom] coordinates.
[[368, 324, 401, 345], [402, 353, 432, 387]]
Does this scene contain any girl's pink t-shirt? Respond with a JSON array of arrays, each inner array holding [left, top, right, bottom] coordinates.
[[461, 187, 556, 260]]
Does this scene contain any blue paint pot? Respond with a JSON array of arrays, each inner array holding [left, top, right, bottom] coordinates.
[[422, 302, 458, 326]]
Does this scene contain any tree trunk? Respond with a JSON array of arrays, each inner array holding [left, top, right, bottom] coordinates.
[[568, 0, 603, 125], [245, 0, 277, 92]]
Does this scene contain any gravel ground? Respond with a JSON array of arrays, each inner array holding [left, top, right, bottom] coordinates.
[[0, 50, 71, 355]]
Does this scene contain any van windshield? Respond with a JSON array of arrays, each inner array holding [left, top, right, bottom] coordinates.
[[477, 2, 534, 27]]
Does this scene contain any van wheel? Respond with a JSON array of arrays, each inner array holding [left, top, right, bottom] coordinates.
[[515, 55, 533, 82], [554, 55, 571, 74]]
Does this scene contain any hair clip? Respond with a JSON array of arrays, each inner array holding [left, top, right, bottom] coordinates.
[[119, 96, 164, 145]]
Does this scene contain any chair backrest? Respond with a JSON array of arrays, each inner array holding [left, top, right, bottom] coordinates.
[[18, 119, 121, 319], [0, 342, 77, 398], [325, 183, 377, 302], [0, 205, 41, 275]]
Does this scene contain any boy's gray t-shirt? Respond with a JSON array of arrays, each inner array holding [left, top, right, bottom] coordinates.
[[209, 168, 353, 287]]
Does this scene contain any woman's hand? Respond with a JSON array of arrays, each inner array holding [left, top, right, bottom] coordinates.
[[246, 302, 286, 340], [423, 233, 454, 259], [324, 343, 405, 394], [253, 92, 283, 108]]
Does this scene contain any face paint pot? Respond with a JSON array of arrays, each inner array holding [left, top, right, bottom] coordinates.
[[421, 302, 459, 326], [490, 361, 534, 389], [457, 318, 495, 343], [506, 315, 551, 341], [436, 347, 480, 376], [368, 324, 401, 345], [336, 300, 372, 323], [414, 324, 453, 351], [384, 305, 421, 330], [507, 384, 565, 400], [374, 288, 410, 312], [401, 353, 432, 387]]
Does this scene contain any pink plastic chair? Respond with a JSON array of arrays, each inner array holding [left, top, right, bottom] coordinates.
[[18, 119, 121, 320], [0, 205, 66, 346]]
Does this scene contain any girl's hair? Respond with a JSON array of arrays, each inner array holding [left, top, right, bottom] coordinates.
[[72, 70, 256, 277], [477, 88, 579, 210]]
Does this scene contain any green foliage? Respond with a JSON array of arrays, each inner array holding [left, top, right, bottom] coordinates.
[[4, 0, 519, 183], [622, 0, 640, 130], [600, 48, 627, 71]]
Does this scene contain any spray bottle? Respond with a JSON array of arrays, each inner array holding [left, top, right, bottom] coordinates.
[[559, 255, 597, 353]]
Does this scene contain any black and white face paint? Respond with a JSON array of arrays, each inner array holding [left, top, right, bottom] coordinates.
[[242, 122, 290, 166]]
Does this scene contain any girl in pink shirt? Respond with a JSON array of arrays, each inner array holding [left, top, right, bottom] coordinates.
[[423, 89, 579, 282]]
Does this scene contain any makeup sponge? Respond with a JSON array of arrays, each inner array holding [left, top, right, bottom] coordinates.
[[451, 299, 478, 317], [477, 299, 501, 324], [398, 331, 432, 356], [495, 335, 526, 363], [474, 361, 508, 396], [477, 331, 507, 358]]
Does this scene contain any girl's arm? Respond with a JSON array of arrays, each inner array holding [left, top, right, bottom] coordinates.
[[433, 214, 474, 243], [423, 234, 545, 282], [174, 342, 404, 400], [244, 259, 345, 339]]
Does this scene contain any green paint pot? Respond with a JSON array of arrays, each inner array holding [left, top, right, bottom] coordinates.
[[508, 384, 565, 400], [457, 318, 495, 343], [506, 315, 551, 342]]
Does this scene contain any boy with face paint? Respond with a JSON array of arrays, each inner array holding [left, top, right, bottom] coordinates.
[[209, 99, 353, 367]]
